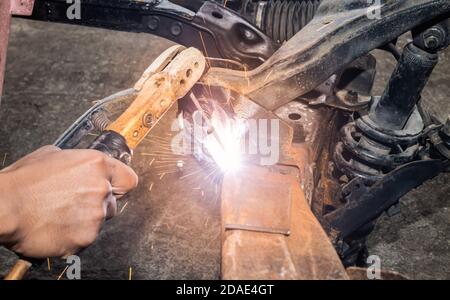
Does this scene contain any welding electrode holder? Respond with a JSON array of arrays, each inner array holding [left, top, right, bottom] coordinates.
[[88, 130, 133, 165]]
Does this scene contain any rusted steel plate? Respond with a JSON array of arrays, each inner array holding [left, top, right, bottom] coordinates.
[[222, 170, 292, 235], [221, 165, 348, 279]]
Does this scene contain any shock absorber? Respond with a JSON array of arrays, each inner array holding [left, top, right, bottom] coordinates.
[[331, 20, 448, 266], [334, 20, 448, 185], [240, 0, 321, 43]]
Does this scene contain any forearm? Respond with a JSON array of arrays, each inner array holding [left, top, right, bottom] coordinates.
[[0, 173, 19, 246]]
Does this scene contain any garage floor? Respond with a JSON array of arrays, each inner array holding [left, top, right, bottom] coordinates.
[[0, 19, 449, 279]]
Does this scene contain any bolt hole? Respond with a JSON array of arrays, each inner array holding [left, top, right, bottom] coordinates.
[[212, 11, 223, 19], [288, 113, 302, 121], [194, 62, 199, 68], [180, 79, 186, 85], [186, 69, 192, 78]]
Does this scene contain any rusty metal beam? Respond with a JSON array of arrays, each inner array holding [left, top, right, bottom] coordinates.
[[0, 0, 34, 103]]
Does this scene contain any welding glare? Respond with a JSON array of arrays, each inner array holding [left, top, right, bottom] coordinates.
[[205, 112, 246, 173], [176, 94, 247, 173]]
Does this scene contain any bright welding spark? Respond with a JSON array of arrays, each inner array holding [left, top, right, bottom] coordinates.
[[205, 105, 246, 173]]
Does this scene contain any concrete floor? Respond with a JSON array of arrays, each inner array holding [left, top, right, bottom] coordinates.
[[0, 19, 449, 279]]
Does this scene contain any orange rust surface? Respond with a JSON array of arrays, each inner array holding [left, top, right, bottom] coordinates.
[[221, 165, 348, 280]]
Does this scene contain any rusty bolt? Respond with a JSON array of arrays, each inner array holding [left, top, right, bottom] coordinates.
[[423, 27, 446, 50]]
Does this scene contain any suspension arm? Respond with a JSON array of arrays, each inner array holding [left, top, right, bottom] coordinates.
[[202, 0, 450, 110], [24, 0, 278, 68]]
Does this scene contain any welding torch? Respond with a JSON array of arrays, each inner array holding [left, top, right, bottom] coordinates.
[[4, 45, 206, 280]]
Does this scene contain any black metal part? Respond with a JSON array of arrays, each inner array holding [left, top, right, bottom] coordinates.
[[438, 118, 450, 160], [333, 107, 423, 183], [203, 0, 450, 111], [379, 42, 401, 61], [194, 1, 278, 64], [427, 115, 450, 161], [413, 17, 450, 52], [89, 130, 132, 165], [54, 88, 135, 149], [324, 159, 446, 241], [329, 18, 449, 264], [25, 0, 277, 67], [333, 29, 447, 184], [336, 54, 377, 97], [370, 43, 438, 130], [56, 117, 95, 150], [302, 54, 376, 112]]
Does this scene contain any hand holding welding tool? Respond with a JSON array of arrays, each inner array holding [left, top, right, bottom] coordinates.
[[1, 45, 206, 279], [0, 145, 138, 256]]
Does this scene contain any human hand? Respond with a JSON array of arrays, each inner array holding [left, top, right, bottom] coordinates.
[[0, 145, 138, 258]]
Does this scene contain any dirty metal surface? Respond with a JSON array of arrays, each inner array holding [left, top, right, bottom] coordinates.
[[274, 99, 337, 207], [222, 169, 292, 235], [221, 165, 348, 280]]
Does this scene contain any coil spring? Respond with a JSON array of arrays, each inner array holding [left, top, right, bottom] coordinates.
[[242, 0, 321, 43], [333, 120, 420, 184], [91, 110, 111, 132]]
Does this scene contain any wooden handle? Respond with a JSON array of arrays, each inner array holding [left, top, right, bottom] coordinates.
[[4, 259, 32, 280], [107, 47, 206, 149]]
